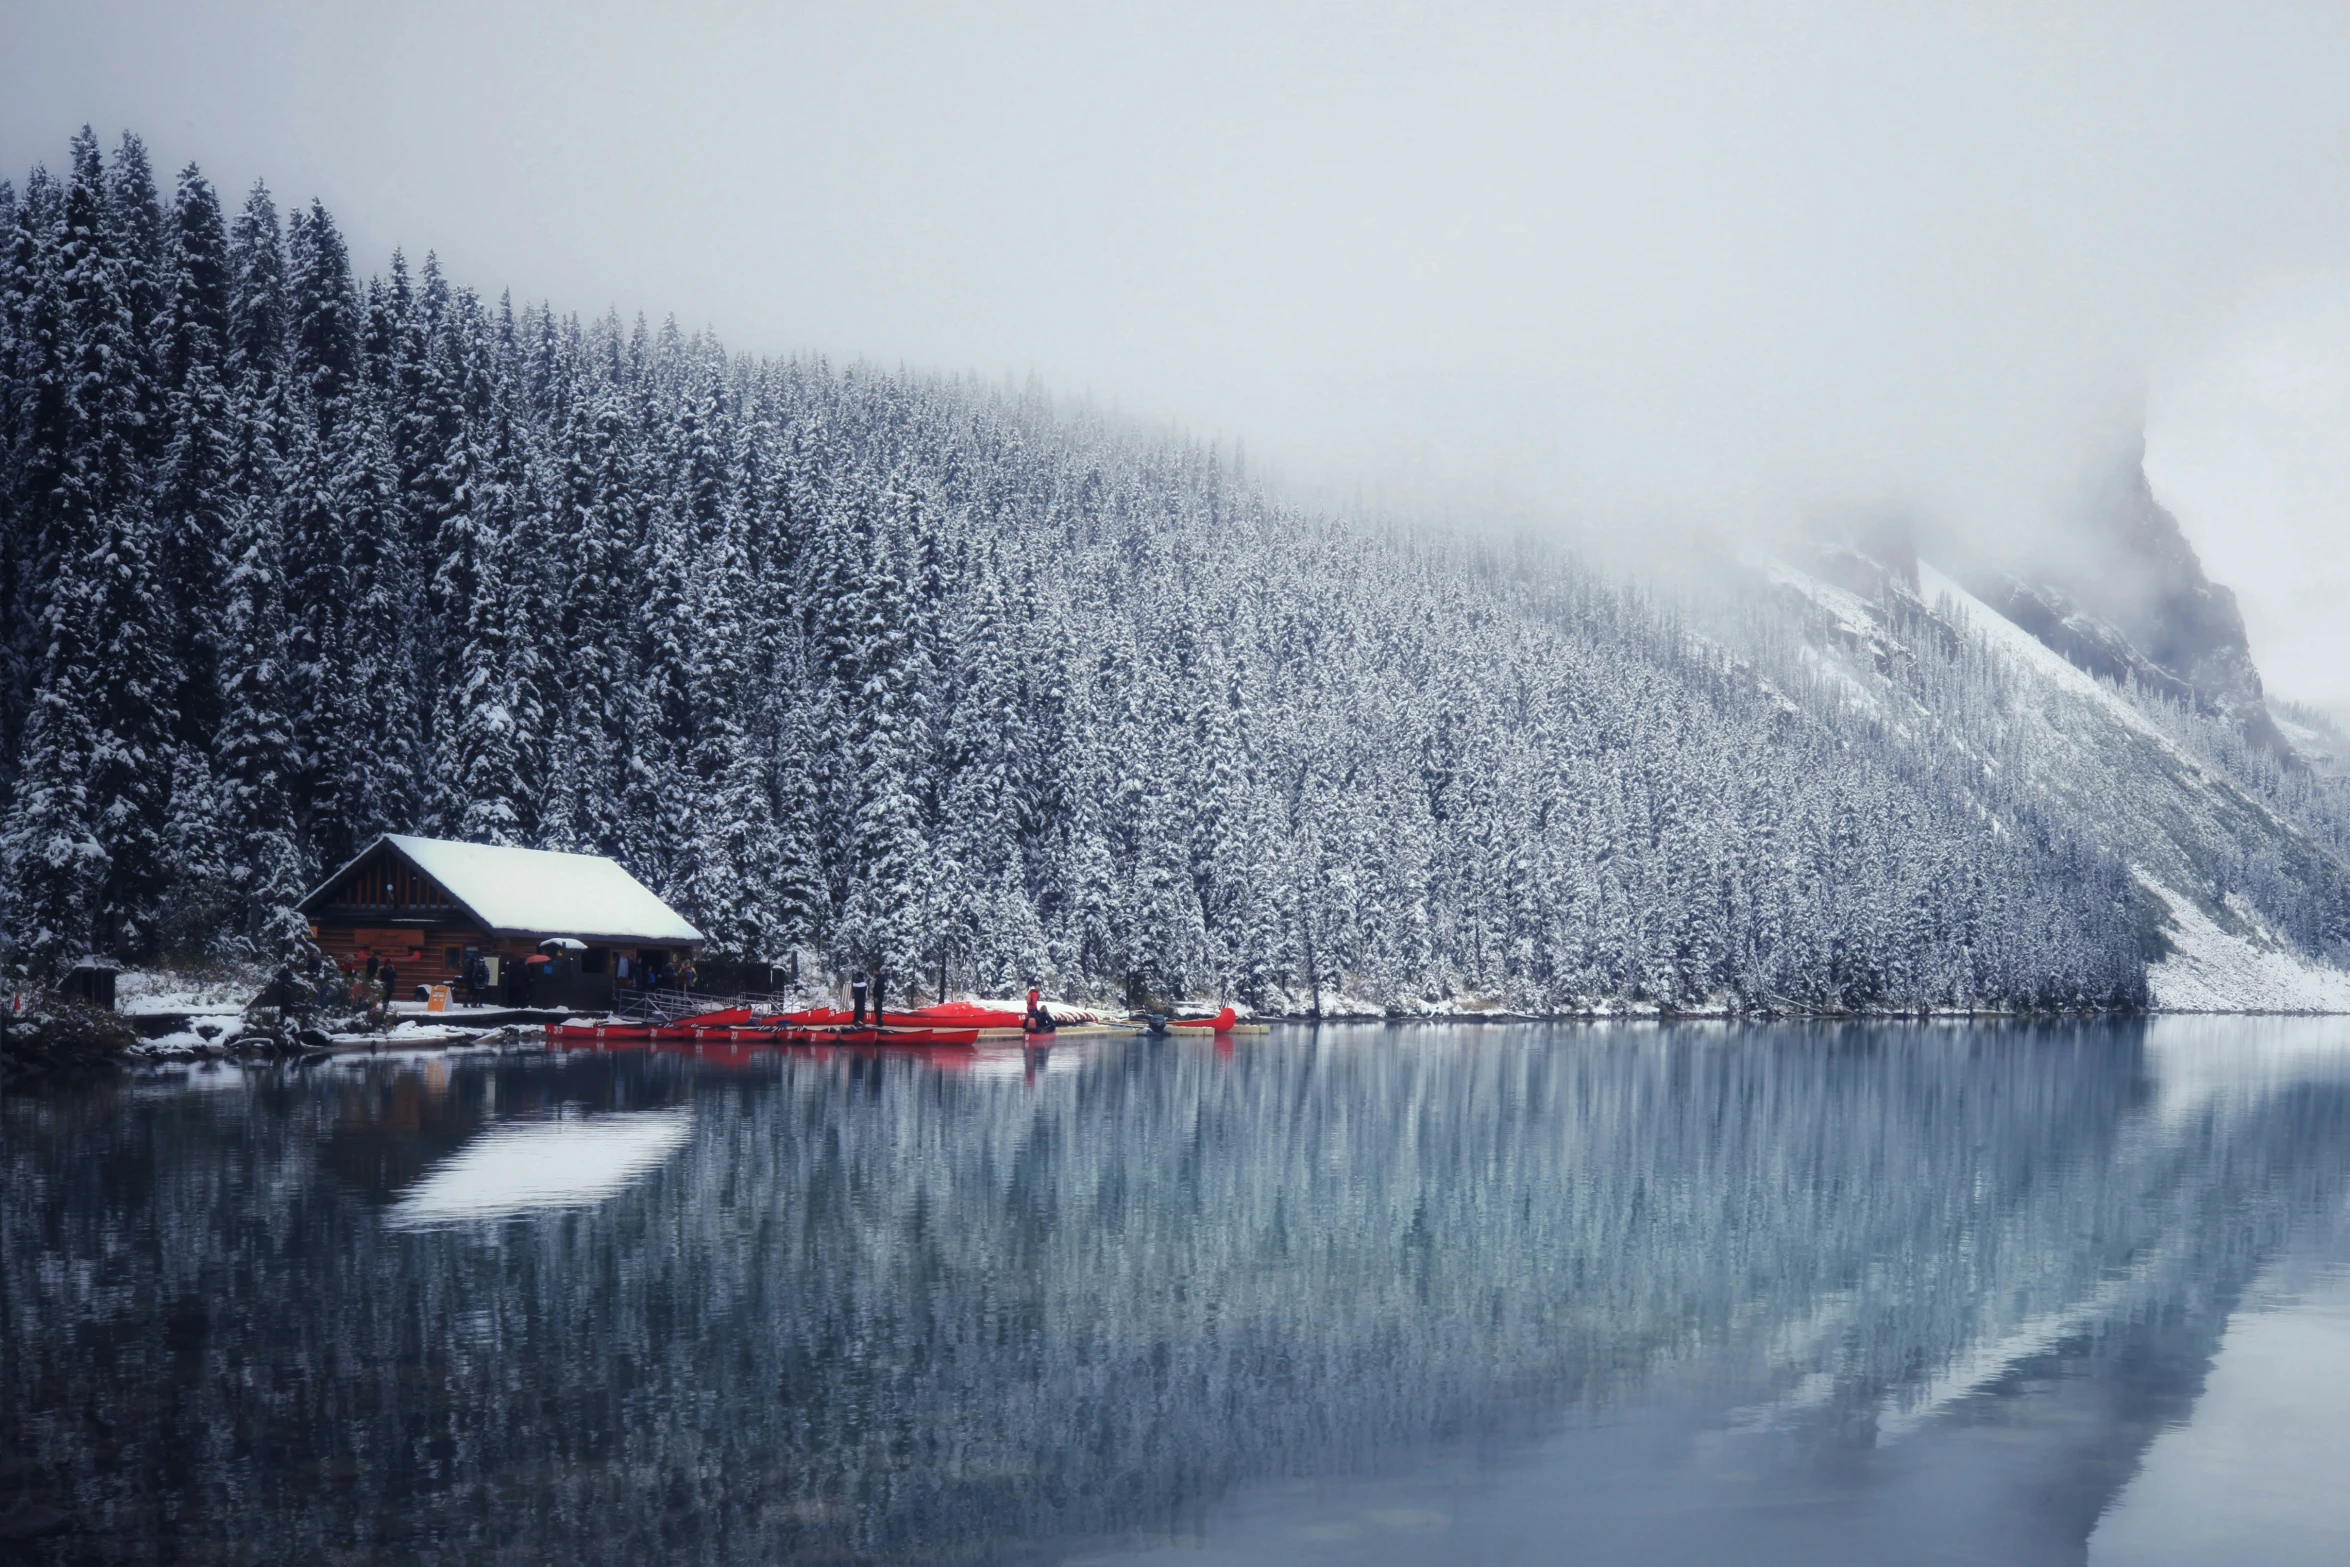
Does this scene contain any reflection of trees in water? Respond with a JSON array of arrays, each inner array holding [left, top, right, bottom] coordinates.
[[3, 1024, 2348, 1564]]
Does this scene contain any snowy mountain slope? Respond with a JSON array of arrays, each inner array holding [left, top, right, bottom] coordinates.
[[1761, 552, 2350, 1010], [2273, 705, 2350, 777], [1916, 566, 2350, 1009], [2135, 881, 2350, 1012], [1971, 446, 2295, 763]]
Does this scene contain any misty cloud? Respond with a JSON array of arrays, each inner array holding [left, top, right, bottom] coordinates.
[[5, 1, 2349, 697]]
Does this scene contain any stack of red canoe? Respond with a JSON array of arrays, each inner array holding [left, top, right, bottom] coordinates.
[[907, 1000, 1032, 1029], [1165, 1006, 1239, 1033], [755, 1001, 1029, 1030], [548, 1006, 980, 1049]]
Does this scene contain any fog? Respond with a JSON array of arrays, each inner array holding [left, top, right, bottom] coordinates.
[[6, 2, 2350, 708]]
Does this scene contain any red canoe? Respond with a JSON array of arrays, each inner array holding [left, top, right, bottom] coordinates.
[[906, 1001, 1030, 1029], [763, 1006, 855, 1026], [762, 1003, 1022, 1030], [549, 1021, 657, 1042], [551, 1022, 979, 1049], [820, 1026, 980, 1048], [1165, 1007, 1239, 1033]]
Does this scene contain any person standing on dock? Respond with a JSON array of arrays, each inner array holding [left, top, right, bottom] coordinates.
[[850, 970, 869, 1025], [378, 958, 398, 1008], [872, 965, 886, 1029]]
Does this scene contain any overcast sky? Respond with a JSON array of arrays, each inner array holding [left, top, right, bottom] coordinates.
[[6, 1, 2350, 710]]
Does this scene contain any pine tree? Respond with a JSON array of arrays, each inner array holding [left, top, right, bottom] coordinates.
[[3, 167, 67, 780], [769, 691, 831, 964], [279, 198, 365, 855], [831, 481, 934, 984], [225, 181, 286, 402], [430, 381, 531, 844], [324, 380, 417, 850], [104, 133, 168, 468], [673, 498, 784, 958], [56, 129, 174, 956], [538, 386, 634, 856], [155, 740, 236, 960], [154, 163, 236, 751], [214, 488, 305, 958]]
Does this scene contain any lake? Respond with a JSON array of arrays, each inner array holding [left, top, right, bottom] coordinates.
[[6, 1019, 2350, 1565]]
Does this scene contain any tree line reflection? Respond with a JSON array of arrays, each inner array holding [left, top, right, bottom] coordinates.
[[5, 1022, 2349, 1564]]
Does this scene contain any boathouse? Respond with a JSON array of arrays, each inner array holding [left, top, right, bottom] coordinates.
[[299, 834, 704, 1008]]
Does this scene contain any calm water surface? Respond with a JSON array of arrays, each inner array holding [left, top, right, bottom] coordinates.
[[7, 1020, 2350, 1565]]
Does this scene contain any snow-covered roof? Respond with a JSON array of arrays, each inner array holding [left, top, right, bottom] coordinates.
[[308, 834, 704, 946]]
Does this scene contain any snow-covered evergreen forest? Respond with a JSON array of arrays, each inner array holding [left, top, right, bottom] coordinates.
[[0, 130, 2175, 1010]]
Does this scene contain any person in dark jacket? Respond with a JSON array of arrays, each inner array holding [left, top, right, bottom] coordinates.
[[849, 972, 869, 1025], [378, 960, 398, 1007], [871, 965, 886, 1029]]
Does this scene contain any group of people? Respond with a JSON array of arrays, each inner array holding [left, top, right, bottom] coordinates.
[[625, 953, 694, 997], [358, 953, 401, 1008], [838, 969, 1059, 1033], [266, 950, 400, 1025], [460, 953, 528, 1009]]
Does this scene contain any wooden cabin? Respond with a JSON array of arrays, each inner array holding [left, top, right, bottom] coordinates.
[[299, 834, 704, 1010]]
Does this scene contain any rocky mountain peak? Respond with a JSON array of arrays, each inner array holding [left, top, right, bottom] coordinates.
[[1971, 442, 2296, 765]]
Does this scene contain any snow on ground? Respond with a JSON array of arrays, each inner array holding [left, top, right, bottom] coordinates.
[[127, 1020, 247, 1054], [117, 965, 263, 1016], [2140, 876, 2350, 1013]]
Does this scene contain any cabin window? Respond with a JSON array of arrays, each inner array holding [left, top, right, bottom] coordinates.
[[445, 947, 463, 972]]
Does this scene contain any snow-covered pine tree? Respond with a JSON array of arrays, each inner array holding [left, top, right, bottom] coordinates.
[[154, 163, 236, 753], [278, 198, 370, 858], [225, 181, 286, 404], [769, 686, 832, 968], [2, 168, 67, 794], [155, 739, 237, 960], [52, 129, 175, 956], [103, 133, 168, 469], [324, 379, 418, 852], [430, 368, 530, 844], [935, 554, 1047, 992], [213, 487, 305, 957], [830, 476, 935, 986], [672, 491, 784, 958], [537, 385, 635, 856]]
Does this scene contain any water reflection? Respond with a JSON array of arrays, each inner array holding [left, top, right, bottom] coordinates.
[[388, 1106, 695, 1228], [3, 1019, 2348, 1564]]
